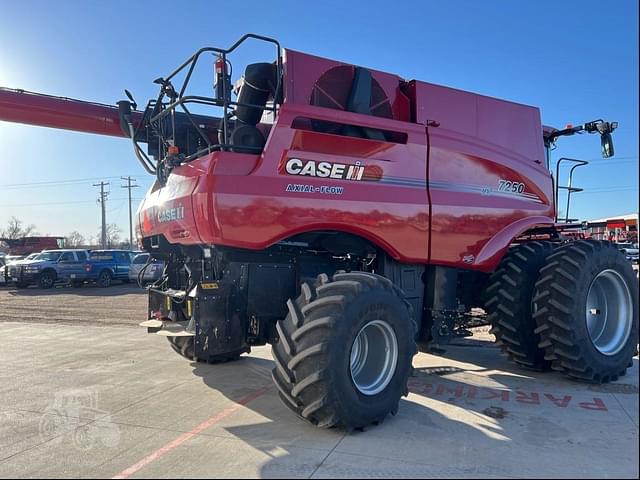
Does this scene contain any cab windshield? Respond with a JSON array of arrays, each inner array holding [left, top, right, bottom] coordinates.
[[37, 252, 62, 262]]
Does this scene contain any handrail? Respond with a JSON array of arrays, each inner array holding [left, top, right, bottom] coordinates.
[[150, 34, 282, 155], [554, 157, 589, 223]]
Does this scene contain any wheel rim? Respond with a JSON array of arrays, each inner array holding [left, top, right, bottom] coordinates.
[[42, 274, 53, 287], [586, 269, 633, 356], [350, 320, 398, 396], [100, 273, 110, 286]]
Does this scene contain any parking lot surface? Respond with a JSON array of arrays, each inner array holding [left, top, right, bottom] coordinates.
[[0, 287, 638, 478], [0, 284, 146, 327]]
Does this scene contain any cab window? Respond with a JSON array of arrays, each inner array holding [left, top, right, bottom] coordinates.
[[59, 252, 75, 262], [115, 252, 131, 264]]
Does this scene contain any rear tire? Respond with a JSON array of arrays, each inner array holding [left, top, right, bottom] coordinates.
[[97, 270, 112, 288], [533, 240, 638, 383], [167, 336, 245, 363], [271, 272, 417, 430], [484, 241, 555, 370]]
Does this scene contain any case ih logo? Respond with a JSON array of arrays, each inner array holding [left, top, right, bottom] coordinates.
[[157, 205, 185, 223], [284, 158, 366, 181]]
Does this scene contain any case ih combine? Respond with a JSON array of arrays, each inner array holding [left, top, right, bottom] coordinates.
[[1, 34, 637, 430]]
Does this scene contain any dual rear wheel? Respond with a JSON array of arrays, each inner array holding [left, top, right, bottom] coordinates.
[[486, 240, 638, 382]]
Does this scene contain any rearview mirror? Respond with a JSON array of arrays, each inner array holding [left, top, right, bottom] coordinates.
[[601, 132, 614, 158]]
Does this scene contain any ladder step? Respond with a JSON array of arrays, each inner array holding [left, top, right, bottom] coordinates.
[[148, 287, 186, 299], [139, 319, 163, 328], [156, 329, 195, 337]]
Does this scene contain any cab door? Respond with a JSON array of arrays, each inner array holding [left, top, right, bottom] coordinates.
[[114, 251, 131, 279], [57, 251, 83, 280]]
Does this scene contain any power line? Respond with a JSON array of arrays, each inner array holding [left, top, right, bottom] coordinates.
[[579, 188, 639, 195], [93, 182, 109, 249], [0, 175, 146, 189], [577, 185, 638, 191], [583, 156, 638, 161], [0, 198, 143, 208], [121, 176, 139, 248]]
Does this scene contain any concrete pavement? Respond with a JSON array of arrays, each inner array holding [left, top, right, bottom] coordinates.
[[0, 321, 637, 478]]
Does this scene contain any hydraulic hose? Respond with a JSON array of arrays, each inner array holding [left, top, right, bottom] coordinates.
[[127, 122, 156, 174]]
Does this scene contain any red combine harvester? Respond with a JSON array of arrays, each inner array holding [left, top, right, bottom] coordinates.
[[0, 34, 636, 429]]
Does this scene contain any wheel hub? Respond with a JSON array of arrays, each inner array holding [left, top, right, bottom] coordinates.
[[586, 269, 633, 356], [350, 320, 398, 396]]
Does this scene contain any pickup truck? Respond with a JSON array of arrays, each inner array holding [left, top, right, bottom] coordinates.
[[81, 250, 135, 287], [615, 242, 639, 264], [13, 250, 89, 288]]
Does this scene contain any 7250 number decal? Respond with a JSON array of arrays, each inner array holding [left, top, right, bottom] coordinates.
[[497, 180, 525, 193]]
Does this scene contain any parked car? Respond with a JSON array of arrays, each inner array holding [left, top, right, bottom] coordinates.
[[82, 250, 135, 288], [3, 253, 39, 284], [129, 253, 165, 285], [615, 242, 639, 264], [13, 250, 89, 288]]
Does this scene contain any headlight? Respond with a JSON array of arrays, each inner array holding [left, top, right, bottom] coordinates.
[[24, 266, 41, 272]]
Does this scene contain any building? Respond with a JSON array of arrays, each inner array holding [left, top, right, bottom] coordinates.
[[584, 213, 638, 243]]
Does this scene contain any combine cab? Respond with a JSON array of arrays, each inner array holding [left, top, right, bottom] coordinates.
[[0, 34, 636, 430]]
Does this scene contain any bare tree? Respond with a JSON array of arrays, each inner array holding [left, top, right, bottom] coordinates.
[[0, 217, 37, 239], [65, 231, 86, 247], [97, 224, 122, 248]]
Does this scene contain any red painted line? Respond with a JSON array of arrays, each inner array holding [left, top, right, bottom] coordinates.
[[112, 385, 271, 479]]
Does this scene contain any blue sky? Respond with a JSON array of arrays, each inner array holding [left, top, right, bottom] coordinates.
[[0, 0, 638, 240]]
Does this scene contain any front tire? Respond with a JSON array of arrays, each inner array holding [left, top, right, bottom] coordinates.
[[38, 270, 55, 289], [167, 336, 245, 363], [271, 272, 417, 429], [533, 240, 638, 383]]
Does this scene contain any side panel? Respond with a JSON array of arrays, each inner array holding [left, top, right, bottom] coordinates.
[[411, 81, 555, 272], [199, 104, 430, 263], [137, 158, 213, 246], [137, 104, 430, 263]]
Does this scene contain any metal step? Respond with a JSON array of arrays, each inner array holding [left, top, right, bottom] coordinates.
[[139, 319, 163, 328], [139, 314, 194, 337], [156, 329, 195, 337], [148, 287, 187, 300], [155, 319, 194, 337], [139, 318, 164, 333]]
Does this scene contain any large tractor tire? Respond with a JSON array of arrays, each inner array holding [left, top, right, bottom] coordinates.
[[167, 336, 245, 363], [484, 241, 555, 370], [271, 272, 417, 430], [533, 240, 638, 383]]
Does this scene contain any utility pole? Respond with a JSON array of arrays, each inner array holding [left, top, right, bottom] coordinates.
[[93, 182, 109, 248], [121, 176, 138, 249]]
